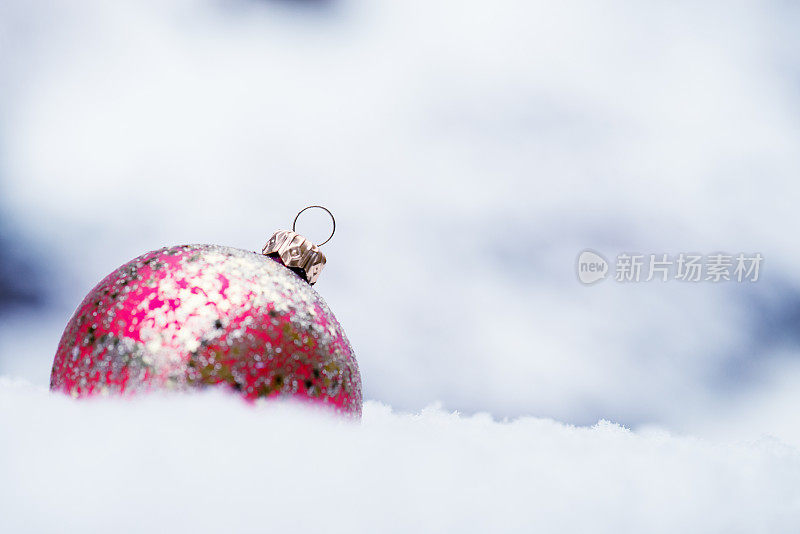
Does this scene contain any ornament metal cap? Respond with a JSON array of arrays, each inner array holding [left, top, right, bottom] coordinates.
[[261, 206, 334, 285]]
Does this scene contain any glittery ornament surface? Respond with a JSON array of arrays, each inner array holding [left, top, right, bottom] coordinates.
[[50, 245, 362, 417]]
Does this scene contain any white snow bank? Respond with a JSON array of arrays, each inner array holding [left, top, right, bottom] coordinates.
[[1, 377, 799, 533]]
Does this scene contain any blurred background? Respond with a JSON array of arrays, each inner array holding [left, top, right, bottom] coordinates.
[[1, 0, 799, 442]]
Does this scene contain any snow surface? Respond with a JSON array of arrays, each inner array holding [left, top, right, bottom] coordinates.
[[2, 2, 800, 530], [2, 377, 799, 534]]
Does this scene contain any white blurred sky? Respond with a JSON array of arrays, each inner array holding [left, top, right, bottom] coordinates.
[[1, 0, 800, 442]]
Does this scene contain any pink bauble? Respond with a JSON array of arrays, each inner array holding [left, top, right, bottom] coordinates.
[[50, 244, 362, 417]]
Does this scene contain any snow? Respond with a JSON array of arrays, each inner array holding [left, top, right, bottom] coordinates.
[[2, 1, 800, 529], [2, 377, 799, 533]]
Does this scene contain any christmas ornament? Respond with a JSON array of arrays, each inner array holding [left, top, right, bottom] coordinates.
[[50, 206, 362, 417]]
